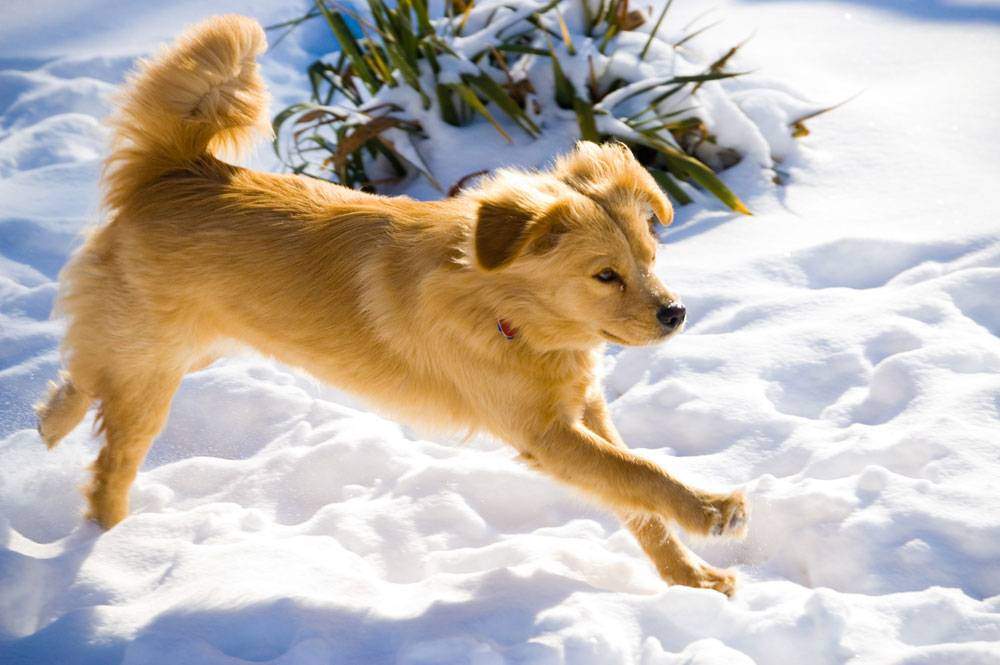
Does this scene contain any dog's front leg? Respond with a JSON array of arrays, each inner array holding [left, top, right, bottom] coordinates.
[[623, 512, 737, 596], [577, 395, 745, 595], [522, 420, 744, 538], [581, 393, 627, 448], [580, 395, 747, 537]]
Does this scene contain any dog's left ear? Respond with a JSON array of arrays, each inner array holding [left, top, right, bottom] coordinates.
[[556, 141, 675, 229], [474, 195, 565, 271], [648, 194, 674, 229]]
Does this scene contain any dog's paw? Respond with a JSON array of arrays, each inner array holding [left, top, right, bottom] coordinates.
[[673, 488, 750, 539], [668, 561, 739, 597], [708, 490, 749, 539]]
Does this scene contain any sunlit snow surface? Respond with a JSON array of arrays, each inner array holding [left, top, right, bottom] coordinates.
[[2, 1, 1000, 663]]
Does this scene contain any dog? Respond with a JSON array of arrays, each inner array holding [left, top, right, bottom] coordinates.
[[35, 15, 748, 595]]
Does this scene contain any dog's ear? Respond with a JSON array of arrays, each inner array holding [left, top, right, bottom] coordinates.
[[474, 196, 566, 271], [474, 200, 534, 270], [556, 140, 674, 229], [648, 194, 674, 229]]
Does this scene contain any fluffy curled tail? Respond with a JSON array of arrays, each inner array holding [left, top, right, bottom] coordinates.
[[103, 14, 270, 210]]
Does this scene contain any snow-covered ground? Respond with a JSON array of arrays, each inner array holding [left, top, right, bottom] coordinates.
[[2, 1, 1000, 663]]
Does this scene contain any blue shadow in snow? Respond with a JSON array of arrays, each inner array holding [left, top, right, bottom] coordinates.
[[735, 0, 1000, 24], [0, 567, 585, 664]]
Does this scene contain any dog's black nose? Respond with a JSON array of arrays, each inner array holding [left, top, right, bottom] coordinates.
[[657, 302, 686, 330]]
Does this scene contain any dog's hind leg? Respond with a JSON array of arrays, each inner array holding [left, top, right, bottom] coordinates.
[[86, 369, 182, 529], [36, 372, 93, 448]]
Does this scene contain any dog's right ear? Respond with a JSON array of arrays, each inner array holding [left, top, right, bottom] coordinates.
[[474, 199, 537, 271]]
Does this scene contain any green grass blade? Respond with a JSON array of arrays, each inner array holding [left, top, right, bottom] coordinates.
[[674, 19, 723, 48], [598, 24, 619, 53], [639, 0, 673, 60], [383, 40, 430, 106], [546, 38, 575, 109], [365, 44, 396, 86], [554, 7, 576, 55], [592, 0, 607, 26], [272, 103, 313, 156], [367, 0, 392, 34], [421, 42, 442, 74], [495, 43, 550, 56], [411, 0, 433, 36], [453, 83, 512, 142], [670, 70, 746, 84], [465, 74, 540, 136], [668, 151, 749, 214], [626, 105, 696, 127], [610, 72, 743, 115], [370, 137, 408, 176], [647, 167, 692, 205], [638, 132, 749, 214], [648, 82, 686, 106], [581, 0, 595, 35], [789, 91, 861, 136], [708, 32, 754, 72], [573, 97, 599, 141], [314, 1, 381, 94], [436, 84, 461, 125]]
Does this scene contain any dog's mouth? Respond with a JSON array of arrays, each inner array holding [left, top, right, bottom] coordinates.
[[658, 321, 685, 340], [601, 325, 683, 346], [599, 329, 632, 345]]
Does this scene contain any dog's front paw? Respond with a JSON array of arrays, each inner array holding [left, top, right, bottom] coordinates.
[[675, 489, 749, 538], [708, 490, 749, 539], [666, 560, 738, 597]]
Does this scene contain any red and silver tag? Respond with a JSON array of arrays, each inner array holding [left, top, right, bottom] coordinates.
[[497, 319, 517, 340]]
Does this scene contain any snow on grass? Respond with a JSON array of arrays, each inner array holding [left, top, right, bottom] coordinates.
[[2, 1, 1000, 664], [270, 0, 804, 210]]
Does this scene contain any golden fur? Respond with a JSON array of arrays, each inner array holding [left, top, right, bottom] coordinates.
[[36, 15, 748, 595]]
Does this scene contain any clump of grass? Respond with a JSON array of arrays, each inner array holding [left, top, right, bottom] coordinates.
[[273, 0, 550, 190], [270, 0, 823, 211]]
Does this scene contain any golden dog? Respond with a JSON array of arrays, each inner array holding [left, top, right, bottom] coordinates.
[[36, 15, 748, 595]]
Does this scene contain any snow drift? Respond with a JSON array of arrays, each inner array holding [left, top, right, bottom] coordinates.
[[1, 1, 999, 663]]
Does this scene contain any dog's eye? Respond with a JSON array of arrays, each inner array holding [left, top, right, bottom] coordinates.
[[594, 268, 621, 284]]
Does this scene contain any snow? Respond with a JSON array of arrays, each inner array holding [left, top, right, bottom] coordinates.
[[2, 1, 1000, 663]]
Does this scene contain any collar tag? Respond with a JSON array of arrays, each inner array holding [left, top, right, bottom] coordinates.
[[497, 319, 517, 340]]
